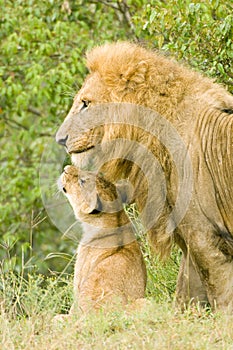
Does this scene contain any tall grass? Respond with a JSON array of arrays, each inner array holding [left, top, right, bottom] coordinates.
[[125, 203, 180, 301]]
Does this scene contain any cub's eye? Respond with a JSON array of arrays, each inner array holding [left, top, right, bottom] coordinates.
[[62, 187, 67, 193], [80, 100, 90, 111], [79, 178, 86, 187]]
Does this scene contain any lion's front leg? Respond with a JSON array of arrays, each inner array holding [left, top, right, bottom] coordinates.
[[176, 253, 208, 309]]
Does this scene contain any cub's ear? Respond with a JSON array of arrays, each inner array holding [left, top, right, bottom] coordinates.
[[115, 180, 134, 204]]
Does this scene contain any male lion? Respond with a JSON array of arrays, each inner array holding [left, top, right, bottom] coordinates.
[[56, 42, 233, 312], [60, 165, 146, 312]]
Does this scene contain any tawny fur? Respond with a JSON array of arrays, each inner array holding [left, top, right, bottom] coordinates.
[[56, 42, 233, 312], [60, 165, 146, 313]]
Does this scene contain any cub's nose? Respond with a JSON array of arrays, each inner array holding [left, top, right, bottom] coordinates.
[[56, 134, 68, 146]]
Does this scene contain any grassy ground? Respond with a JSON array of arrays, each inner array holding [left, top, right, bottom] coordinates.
[[1, 255, 233, 350], [1, 286, 233, 349]]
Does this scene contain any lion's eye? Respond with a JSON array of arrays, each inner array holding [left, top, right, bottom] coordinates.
[[80, 100, 90, 111]]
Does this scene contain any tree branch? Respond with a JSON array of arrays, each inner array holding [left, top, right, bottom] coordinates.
[[89, 0, 136, 34], [90, 0, 119, 11], [3, 116, 29, 131], [2, 116, 53, 137], [27, 106, 42, 116], [117, 0, 136, 33]]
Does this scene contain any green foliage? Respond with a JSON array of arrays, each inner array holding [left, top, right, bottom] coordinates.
[[133, 0, 233, 92]]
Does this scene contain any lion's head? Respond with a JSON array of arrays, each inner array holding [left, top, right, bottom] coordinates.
[[58, 42, 202, 127], [56, 41, 233, 160]]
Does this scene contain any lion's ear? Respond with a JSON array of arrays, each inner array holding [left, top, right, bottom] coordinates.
[[121, 61, 148, 86]]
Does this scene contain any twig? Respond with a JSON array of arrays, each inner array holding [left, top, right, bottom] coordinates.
[[89, 0, 136, 33], [27, 106, 42, 116], [2, 116, 53, 137], [117, 0, 136, 32], [90, 0, 119, 11], [2, 116, 29, 131]]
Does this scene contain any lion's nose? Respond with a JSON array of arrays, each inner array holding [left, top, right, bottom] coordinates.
[[56, 134, 68, 146]]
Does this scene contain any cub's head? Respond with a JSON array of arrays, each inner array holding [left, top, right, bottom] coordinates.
[[59, 165, 132, 218]]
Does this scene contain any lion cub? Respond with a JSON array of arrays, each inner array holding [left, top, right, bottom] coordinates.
[[60, 165, 146, 313]]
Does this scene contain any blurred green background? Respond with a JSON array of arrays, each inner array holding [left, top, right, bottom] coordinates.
[[0, 0, 232, 275]]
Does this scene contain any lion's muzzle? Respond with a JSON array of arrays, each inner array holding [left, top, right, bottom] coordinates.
[[56, 134, 68, 147]]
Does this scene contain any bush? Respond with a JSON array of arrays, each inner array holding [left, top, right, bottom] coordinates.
[[133, 0, 233, 92]]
